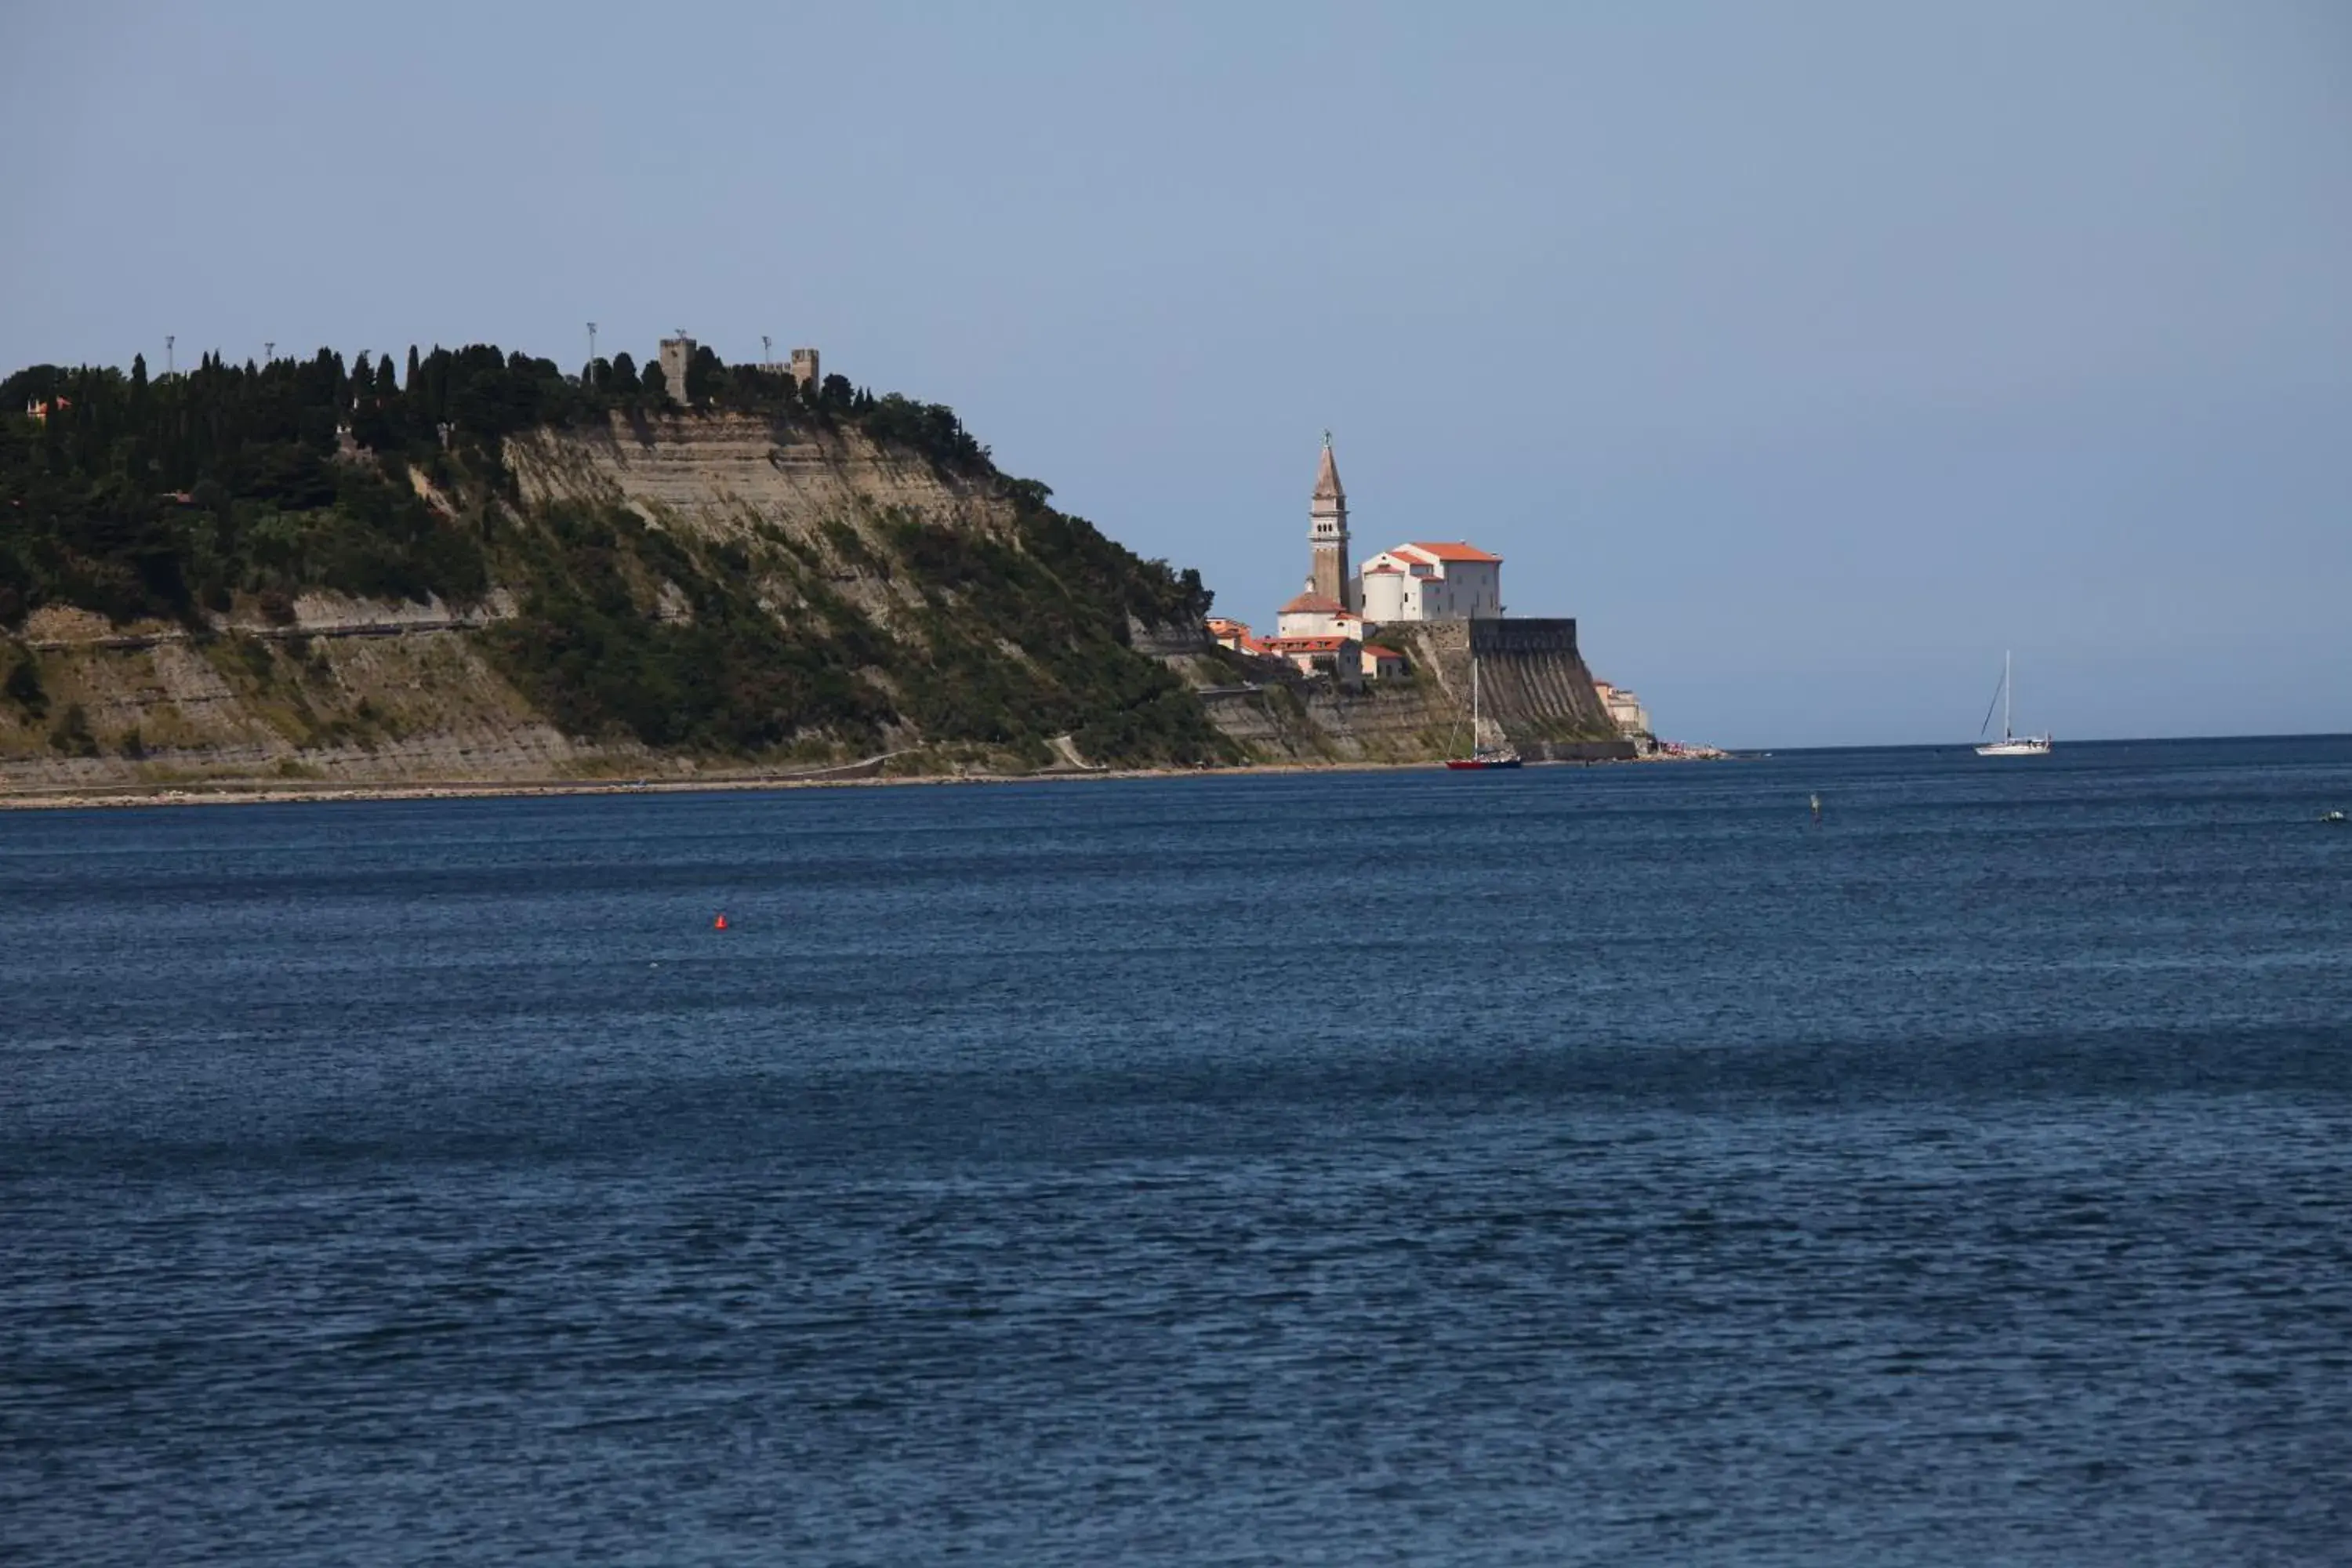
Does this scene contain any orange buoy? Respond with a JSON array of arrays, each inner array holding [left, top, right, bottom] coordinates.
[[713, 913, 729, 931]]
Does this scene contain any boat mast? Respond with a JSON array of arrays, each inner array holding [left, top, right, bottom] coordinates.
[[1471, 653, 1480, 749], [2005, 649, 2013, 740]]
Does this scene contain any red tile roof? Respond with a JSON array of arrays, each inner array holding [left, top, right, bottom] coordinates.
[[1279, 591, 1347, 615], [1362, 644, 1402, 659], [1404, 541, 1502, 564]]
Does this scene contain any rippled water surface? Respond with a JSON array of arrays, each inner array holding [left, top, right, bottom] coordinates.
[[5, 739, 2351, 1565]]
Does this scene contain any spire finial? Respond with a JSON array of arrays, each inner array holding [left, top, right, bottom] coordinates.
[[1322, 428, 1332, 449]]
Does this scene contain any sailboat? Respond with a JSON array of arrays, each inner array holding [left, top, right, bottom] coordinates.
[[1446, 651, 1523, 770], [1975, 650, 2052, 757]]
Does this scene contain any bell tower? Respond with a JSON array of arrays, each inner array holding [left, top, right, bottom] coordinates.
[[1309, 430, 1351, 605]]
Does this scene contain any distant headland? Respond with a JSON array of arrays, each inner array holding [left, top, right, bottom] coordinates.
[[1, 334, 1686, 804]]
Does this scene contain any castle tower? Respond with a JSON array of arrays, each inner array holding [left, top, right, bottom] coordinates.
[[1309, 431, 1351, 606], [657, 332, 695, 405], [788, 347, 820, 389]]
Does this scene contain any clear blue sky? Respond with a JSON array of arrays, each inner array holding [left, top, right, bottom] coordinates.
[[4, 2, 2346, 746]]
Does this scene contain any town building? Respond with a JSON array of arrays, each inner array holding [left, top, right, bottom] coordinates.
[[1212, 614, 1405, 685], [1261, 634, 1361, 685], [1593, 680, 1652, 739], [1203, 437, 1646, 724], [1274, 590, 1361, 643], [1356, 542, 1504, 622], [1206, 617, 1272, 657], [1285, 437, 1504, 624]]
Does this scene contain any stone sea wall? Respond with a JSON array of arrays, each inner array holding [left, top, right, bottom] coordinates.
[[1189, 617, 1630, 764]]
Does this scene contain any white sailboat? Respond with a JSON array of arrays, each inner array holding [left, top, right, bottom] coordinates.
[[1975, 650, 2052, 757], [1446, 652, 1522, 770]]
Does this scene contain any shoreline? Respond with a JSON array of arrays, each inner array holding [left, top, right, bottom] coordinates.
[[0, 758, 1429, 813], [0, 750, 1727, 813]]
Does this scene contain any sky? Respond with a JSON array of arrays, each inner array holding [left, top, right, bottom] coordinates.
[[2, 1, 2346, 747]]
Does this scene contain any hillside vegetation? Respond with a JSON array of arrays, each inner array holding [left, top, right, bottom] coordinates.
[[1, 345, 1233, 771]]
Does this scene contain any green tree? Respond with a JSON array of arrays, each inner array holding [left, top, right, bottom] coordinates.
[[3, 652, 45, 713], [687, 345, 724, 405], [48, 702, 97, 757]]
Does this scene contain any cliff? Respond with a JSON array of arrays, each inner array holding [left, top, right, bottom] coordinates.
[[2, 390, 1227, 790]]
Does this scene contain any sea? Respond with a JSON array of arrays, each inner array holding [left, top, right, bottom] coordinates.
[[4, 736, 2350, 1566]]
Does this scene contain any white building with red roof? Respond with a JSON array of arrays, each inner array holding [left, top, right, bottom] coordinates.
[[1592, 680, 1652, 738], [1274, 590, 1362, 642], [1261, 634, 1363, 685], [1207, 617, 1274, 658], [1357, 541, 1504, 623], [1268, 437, 1504, 633]]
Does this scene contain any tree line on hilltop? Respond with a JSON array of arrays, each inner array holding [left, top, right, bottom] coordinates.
[[0, 342, 1019, 628]]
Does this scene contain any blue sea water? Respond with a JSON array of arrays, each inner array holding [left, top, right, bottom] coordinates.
[[3, 737, 2350, 1566]]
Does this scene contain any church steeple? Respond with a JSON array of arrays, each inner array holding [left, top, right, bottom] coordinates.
[[1308, 430, 1352, 606], [1313, 430, 1345, 504]]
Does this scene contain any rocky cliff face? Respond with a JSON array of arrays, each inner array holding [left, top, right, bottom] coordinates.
[[501, 414, 1014, 635], [507, 414, 1011, 550], [0, 597, 653, 791], [0, 412, 1221, 791]]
